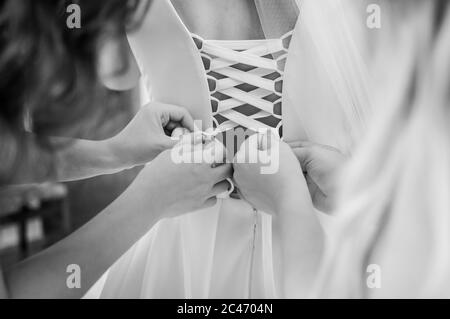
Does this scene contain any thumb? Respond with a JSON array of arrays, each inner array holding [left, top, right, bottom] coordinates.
[[257, 130, 279, 151], [159, 134, 178, 150], [162, 104, 195, 132]]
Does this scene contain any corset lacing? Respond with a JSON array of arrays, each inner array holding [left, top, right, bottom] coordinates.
[[189, 32, 294, 298], [192, 31, 293, 139]]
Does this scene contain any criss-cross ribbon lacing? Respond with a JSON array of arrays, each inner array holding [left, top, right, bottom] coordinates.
[[190, 31, 294, 298], [192, 31, 293, 138]]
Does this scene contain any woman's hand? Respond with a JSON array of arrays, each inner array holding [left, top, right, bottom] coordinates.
[[289, 141, 347, 213], [3, 133, 232, 299], [234, 134, 324, 298], [43, 102, 195, 183], [109, 102, 195, 169], [233, 133, 310, 216], [125, 133, 233, 220]]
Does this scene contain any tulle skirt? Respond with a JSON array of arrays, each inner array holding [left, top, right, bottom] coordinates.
[[85, 198, 277, 298]]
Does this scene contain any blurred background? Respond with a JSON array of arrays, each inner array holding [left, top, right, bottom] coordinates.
[[0, 88, 142, 269]]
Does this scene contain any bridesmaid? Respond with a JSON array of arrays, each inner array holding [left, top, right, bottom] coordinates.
[[0, 0, 232, 298]]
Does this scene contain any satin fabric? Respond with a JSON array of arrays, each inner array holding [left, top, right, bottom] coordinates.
[[84, 0, 370, 299]]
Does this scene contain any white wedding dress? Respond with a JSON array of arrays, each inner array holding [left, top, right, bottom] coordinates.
[[85, 0, 371, 299]]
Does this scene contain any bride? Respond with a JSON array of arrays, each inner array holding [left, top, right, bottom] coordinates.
[[86, 0, 371, 298]]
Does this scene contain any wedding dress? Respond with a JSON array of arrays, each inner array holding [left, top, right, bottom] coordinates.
[[85, 0, 370, 299]]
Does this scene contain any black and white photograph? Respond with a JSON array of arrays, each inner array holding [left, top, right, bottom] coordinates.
[[0, 0, 449, 303]]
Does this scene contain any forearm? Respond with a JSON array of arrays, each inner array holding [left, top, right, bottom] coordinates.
[[272, 191, 324, 298], [9, 134, 132, 184], [4, 182, 159, 299], [52, 137, 130, 182]]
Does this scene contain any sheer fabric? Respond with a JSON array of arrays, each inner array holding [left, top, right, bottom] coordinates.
[[255, 0, 299, 40], [283, 0, 371, 154]]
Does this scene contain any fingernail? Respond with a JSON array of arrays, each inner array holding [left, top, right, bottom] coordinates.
[[258, 133, 268, 151]]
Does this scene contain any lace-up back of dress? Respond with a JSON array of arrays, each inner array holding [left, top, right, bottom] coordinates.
[[191, 31, 294, 142]]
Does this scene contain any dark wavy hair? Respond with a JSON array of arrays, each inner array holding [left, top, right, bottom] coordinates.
[[0, 0, 149, 184]]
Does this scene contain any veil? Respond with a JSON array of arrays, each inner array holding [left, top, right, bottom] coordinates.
[[257, 0, 371, 154], [254, 0, 299, 39], [312, 1, 450, 298]]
